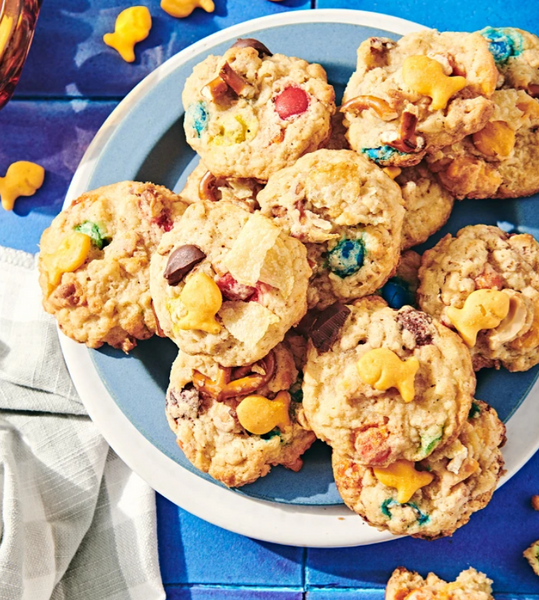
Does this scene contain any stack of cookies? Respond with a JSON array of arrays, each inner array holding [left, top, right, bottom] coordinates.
[[38, 27, 539, 541]]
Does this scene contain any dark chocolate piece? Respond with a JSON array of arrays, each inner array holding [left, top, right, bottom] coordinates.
[[230, 38, 272, 57], [164, 245, 206, 285], [310, 302, 351, 352]]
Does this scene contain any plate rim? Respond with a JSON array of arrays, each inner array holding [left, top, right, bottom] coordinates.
[[60, 8, 539, 548]]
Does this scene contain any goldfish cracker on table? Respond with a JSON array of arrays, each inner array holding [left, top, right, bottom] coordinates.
[[0, 160, 44, 211], [103, 6, 152, 63]]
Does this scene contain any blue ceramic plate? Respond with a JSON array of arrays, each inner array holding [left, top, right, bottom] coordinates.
[[60, 10, 539, 546]]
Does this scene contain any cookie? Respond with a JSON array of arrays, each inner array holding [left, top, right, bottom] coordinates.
[[179, 161, 261, 211], [394, 162, 455, 249], [257, 149, 405, 309], [479, 27, 539, 95], [150, 201, 311, 366], [427, 89, 539, 199], [342, 31, 498, 167], [524, 540, 539, 577], [418, 224, 539, 371], [333, 400, 505, 539], [165, 341, 315, 487], [182, 39, 336, 180], [386, 566, 494, 599], [39, 181, 187, 352], [302, 296, 475, 467]]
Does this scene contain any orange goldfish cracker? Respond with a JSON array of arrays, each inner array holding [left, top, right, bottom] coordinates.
[[176, 271, 222, 334], [0, 161, 45, 211], [373, 459, 434, 503], [446, 289, 510, 347], [41, 231, 92, 287], [402, 56, 468, 111], [236, 391, 291, 435], [103, 6, 152, 63], [161, 0, 214, 18], [357, 347, 420, 402]]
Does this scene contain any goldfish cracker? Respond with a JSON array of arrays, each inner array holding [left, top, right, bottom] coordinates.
[[160, 0, 214, 18], [0, 161, 45, 211], [446, 289, 510, 347], [236, 391, 291, 435], [103, 6, 152, 63], [402, 56, 468, 111], [357, 347, 420, 402], [176, 271, 222, 334], [373, 459, 434, 503], [41, 231, 92, 287]]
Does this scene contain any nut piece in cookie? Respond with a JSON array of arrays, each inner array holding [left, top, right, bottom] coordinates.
[[333, 400, 505, 539], [165, 341, 315, 487], [182, 41, 336, 180], [302, 297, 475, 467], [427, 89, 539, 199], [342, 31, 497, 167], [524, 540, 539, 577], [258, 149, 405, 308], [150, 201, 311, 366], [39, 181, 188, 352], [385, 566, 494, 599], [418, 224, 539, 371]]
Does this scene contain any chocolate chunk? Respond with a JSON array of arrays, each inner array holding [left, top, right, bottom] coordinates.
[[396, 307, 434, 346], [164, 245, 206, 285], [230, 38, 272, 57], [295, 309, 319, 338], [310, 303, 351, 352]]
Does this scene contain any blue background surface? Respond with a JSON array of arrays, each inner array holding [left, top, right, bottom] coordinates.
[[1, 1, 539, 598]]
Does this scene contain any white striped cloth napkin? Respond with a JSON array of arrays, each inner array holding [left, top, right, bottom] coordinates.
[[0, 246, 166, 600]]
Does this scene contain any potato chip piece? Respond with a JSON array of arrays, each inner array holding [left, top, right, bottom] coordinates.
[[219, 301, 279, 347], [259, 236, 294, 298], [224, 213, 281, 286]]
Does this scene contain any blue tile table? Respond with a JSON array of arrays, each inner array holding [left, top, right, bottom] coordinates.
[[1, 1, 539, 598]]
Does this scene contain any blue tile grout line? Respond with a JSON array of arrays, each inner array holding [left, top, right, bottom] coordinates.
[[11, 96, 124, 102], [164, 584, 305, 591], [161, 582, 539, 594]]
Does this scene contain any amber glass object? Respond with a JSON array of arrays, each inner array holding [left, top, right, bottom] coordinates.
[[0, 0, 41, 110]]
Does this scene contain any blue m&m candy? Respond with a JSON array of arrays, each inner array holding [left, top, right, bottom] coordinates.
[[327, 238, 365, 278], [186, 101, 209, 137], [479, 27, 524, 64], [381, 277, 416, 309]]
